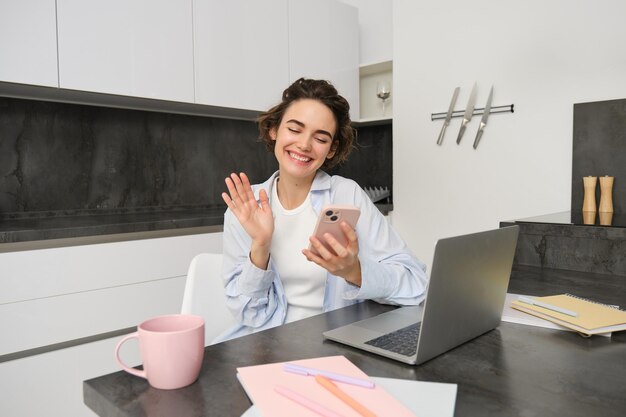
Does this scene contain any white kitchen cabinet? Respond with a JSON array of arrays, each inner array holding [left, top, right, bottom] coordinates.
[[0, 335, 141, 417], [56, 0, 194, 102], [0, 0, 58, 87], [0, 232, 222, 356], [288, 0, 360, 120], [338, 0, 393, 66], [193, 0, 289, 111], [2, 0, 359, 118], [0, 232, 223, 416]]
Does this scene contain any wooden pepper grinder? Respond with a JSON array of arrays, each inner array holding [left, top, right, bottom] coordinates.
[[582, 176, 598, 213], [599, 176, 614, 213], [599, 176, 614, 226], [582, 210, 596, 225]]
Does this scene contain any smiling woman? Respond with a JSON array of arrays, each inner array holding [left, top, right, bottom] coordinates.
[[268, 99, 338, 198], [216, 78, 428, 342]]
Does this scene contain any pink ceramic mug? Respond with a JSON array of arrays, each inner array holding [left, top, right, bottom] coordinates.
[[115, 314, 205, 390]]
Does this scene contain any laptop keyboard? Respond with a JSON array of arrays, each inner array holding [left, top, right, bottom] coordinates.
[[364, 322, 421, 357]]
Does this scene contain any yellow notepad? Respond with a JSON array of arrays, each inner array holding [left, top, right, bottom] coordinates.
[[511, 294, 626, 336]]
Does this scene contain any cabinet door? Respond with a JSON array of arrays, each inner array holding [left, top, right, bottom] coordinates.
[[0, 335, 141, 417], [0, 233, 222, 356], [0, 0, 58, 87], [288, 0, 359, 120], [193, 0, 289, 111], [56, 0, 194, 102]]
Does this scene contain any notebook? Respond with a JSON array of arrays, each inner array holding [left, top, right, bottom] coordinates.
[[240, 375, 458, 417], [236, 355, 420, 417], [323, 226, 520, 365], [510, 293, 626, 336]]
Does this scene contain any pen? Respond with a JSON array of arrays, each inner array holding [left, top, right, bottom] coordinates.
[[283, 363, 375, 388], [315, 375, 377, 417], [275, 385, 347, 417], [518, 296, 578, 317]]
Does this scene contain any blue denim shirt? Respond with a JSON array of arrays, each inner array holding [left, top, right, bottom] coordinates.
[[214, 171, 428, 343]]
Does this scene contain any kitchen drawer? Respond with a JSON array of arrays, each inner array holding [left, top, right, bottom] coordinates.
[[0, 275, 184, 357], [0, 335, 141, 417], [0, 233, 221, 304]]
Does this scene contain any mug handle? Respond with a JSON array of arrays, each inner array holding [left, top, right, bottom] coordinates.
[[114, 332, 146, 379]]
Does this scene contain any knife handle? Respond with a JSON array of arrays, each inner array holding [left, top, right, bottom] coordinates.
[[456, 121, 467, 144], [436, 123, 448, 145], [473, 128, 484, 149]]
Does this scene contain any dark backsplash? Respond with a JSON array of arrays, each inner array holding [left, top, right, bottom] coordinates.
[[0, 97, 392, 217], [329, 123, 392, 195], [572, 98, 625, 214]]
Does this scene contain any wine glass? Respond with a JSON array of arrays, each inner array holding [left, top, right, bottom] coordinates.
[[376, 81, 391, 116]]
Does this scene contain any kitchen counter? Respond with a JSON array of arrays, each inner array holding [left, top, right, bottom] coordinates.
[[0, 206, 226, 250], [511, 211, 626, 228], [0, 203, 393, 251], [501, 211, 626, 277]]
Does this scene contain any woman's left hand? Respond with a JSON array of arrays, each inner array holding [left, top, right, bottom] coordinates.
[[302, 221, 362, 286]]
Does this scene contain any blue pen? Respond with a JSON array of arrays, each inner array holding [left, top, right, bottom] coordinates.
[[283, 363, 375, 388]]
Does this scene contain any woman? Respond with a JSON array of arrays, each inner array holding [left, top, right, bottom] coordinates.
[[217, 78, 427, 341]]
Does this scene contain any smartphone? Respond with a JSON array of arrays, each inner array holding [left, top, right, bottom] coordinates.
[[309, 205, 361, 256]]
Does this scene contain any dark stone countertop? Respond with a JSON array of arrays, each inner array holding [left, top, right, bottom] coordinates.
[[0, 206, 226, 246], [0, 203, 393, 248], [508, 264, 626, 307], [507, 210, 626, 229]]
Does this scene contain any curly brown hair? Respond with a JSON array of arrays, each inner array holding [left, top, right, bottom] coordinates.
[[257, 78, 355, 169]]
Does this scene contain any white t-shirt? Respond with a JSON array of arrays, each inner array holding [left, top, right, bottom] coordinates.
[[270, 178, 326, 323]]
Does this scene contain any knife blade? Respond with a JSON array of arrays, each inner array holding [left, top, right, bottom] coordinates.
[[456, 82, 478, 144], [436, 87, 460, 145], [473, 86, 493, 149]]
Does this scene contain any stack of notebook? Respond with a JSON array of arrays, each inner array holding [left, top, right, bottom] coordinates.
[[510, 294, 626, 336]]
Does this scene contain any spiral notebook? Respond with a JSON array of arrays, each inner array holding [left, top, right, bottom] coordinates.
[[510, 294, 626, 336]]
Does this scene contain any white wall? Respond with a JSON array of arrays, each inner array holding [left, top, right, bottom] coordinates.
[[392, 0, 626, 270]]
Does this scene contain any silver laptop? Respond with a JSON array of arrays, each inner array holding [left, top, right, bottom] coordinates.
[[323, 226, 519, 365]]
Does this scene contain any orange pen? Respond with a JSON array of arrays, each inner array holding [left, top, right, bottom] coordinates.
[[315, 375, 377, 417]]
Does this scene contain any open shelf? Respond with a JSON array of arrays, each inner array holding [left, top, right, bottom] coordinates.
[[359, 60, 393, 121]]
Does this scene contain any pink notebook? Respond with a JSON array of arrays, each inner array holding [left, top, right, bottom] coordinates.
[[237, 355, 416, 417]]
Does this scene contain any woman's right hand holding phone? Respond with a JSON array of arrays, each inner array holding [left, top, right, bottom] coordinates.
[[222, 172, 273, 269]]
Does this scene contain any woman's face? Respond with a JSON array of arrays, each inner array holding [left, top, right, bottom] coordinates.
[[271, 99, 337, 182]]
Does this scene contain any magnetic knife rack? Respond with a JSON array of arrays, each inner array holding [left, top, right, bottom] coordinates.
[[430, 104, 514, 121]]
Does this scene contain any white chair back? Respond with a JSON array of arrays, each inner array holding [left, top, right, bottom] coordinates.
[[181, 253, 236, 346]]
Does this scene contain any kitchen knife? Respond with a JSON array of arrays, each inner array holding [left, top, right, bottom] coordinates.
[[473, 86, 493, 149], [436, 87, 460, 145], [456, 82, 478, 144]]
